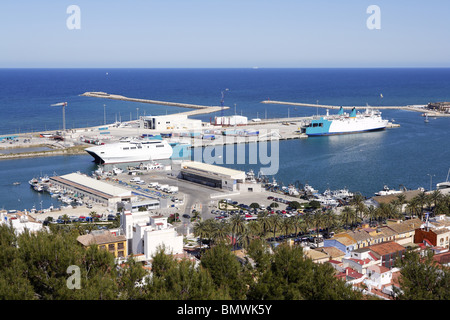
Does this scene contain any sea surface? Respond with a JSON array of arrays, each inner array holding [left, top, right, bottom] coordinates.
[[0, 68, 449, 211]]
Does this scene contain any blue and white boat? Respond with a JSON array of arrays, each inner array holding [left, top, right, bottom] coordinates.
[[302, 107, 388, 136]]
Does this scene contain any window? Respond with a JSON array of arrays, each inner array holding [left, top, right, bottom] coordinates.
[[118, 242, 124, 250], [108, 244, 115, 251]]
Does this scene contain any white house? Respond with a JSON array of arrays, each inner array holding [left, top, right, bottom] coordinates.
[[120, 209, 183, 261], [0, 211, 47, 235], [365, 265, 394, 289], [341, 248, 381, 275]]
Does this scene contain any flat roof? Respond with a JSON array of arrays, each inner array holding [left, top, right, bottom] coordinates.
[[181, 161, 245, 179], [52, 173, 131, 198]]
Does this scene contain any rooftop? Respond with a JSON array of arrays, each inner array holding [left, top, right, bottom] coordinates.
[[52, 172, 131, 198], [181, 161, 246, 179], [367, 241, 406, 256], [77, 230, 126, 247]]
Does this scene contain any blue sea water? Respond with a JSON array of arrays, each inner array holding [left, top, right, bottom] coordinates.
[[0, 68, 449, 211]]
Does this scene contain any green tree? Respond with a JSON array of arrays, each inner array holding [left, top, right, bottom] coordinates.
[[200, 244, 249, 300], [247, 243, 362, 300], [249, 202, 260, 209], [395, 250, 450, 300], [145, 246, 230, 300], [289, 201, 302, 209]]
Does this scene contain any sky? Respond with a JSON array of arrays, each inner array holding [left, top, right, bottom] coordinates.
[[1, 0, 450, 68]]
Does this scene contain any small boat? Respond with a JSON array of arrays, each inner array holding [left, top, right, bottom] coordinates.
[[304, 184, 318, 194], [13, 181, 21, 185], [112, 166, 124, 175], [424, 114, 429, 123], [375, 185, 402, 196]]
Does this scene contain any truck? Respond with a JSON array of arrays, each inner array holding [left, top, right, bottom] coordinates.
[[130, 177, 142, 183], [165, 186, 179, 194], [158, 184, 169, 191], [148, 182, 159, 188]]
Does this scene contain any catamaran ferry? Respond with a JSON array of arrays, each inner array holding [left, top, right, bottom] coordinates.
[[302, 107, 388, 136], [85, 139, 173, 164]]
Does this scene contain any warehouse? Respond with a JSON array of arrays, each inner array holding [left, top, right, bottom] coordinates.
[[50, 172, 137, 208], [179, 161, 247, 192], [140, 114, 203, 131]]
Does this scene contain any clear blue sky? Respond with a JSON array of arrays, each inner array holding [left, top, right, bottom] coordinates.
[[1, 0, 450, 68]]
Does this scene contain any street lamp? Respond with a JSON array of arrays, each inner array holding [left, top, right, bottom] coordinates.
[[50, 102, 68, 132]]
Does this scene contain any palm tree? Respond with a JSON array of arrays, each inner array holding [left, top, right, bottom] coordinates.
[[322, 208, 339, 236], [229, 214, 246, 250], [351, 192, 366, 221], [256, 212, 271, 237], [193, 220, 210, 250], [312, 210, 327, 238], [61, 214, 70, 225], [415, 191, 428, 220], [396, 194, 407, 213], [280, 218, 292, 238], [340, 206, 356, 230], [430, 190, 443, 213], [211, 220, 230, 245], [365, 205, 378, 225], [268, 214, 282, 238]]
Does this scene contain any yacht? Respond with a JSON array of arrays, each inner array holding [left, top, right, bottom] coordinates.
[[375, 185, 402, 196], [85, 139, 173, 164], [436, 168, 450, 190]]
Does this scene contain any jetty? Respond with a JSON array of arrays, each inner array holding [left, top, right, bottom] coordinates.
[[81, 92, 229, 115], [260, 100, 429, 112]]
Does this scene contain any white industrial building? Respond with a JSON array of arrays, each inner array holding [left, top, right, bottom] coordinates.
[[179, 161, 261, 192], [214, 115, 248, 126], [120, 210, 183, 261], [140, 114, 203, 131], [50, 172, 137, 208]]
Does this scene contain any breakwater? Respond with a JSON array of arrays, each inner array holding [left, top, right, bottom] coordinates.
[[81, 92, 229, 115], [260, 100, 429, 112]]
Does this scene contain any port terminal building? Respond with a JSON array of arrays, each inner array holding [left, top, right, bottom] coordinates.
[[50, 173, 137, 208], [179, 161, 261, 193], [139, 114, 203, 131]]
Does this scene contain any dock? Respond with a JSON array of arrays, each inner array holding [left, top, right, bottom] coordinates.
[[260, 100, 429, 112], [81, 92, 229, 115]]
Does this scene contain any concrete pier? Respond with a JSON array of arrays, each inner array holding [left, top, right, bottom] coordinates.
[[81, 92, 229, 115], [260, 100, 429, 112]]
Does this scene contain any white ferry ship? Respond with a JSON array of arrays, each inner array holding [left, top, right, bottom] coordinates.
[[85, 139, 173, 164], [302, 107, 388, 136]]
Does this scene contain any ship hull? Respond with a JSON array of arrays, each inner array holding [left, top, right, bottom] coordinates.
[[304, 108, 389, 136], [85, 140, 173, 164]]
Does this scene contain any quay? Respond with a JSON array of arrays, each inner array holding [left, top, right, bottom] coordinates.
[[261, 100, 450, 117], [81, 92, 230, 115]]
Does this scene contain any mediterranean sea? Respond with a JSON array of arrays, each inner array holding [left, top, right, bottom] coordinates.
[[0, 68, 449, 211]]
